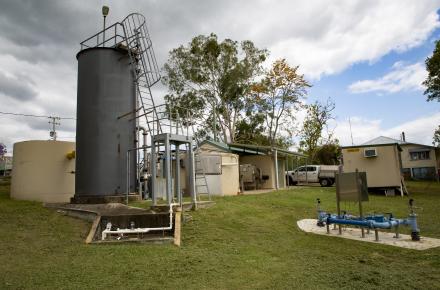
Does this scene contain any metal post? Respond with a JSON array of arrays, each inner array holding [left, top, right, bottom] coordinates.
[[142, 131, 148, 199], [375, 229, 379, 241], [188, 142, 196, 207], [175, 143, 181, 206], [165, 134, 172, 205], [136, 133, 141, 198], [102, 6, 109, 47], [356, 168, 365, 238], [103, 16, 106, 47], [274, 149, 279, 190], [151, 137, 157, 206], [336, 166, 342, 235]]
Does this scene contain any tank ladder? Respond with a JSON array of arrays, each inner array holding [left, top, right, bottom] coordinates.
[[121, 13, 162, 135]]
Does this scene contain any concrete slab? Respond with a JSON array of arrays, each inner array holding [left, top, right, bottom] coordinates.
[[297, 219, 440, 251]]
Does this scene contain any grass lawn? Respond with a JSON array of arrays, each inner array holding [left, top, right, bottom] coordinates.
[[1, 178, 439, 289]]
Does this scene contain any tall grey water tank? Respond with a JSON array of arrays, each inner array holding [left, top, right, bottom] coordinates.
[[74, 47, 137, 199]]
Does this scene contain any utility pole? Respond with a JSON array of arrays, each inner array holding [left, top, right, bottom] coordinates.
[[349, 117, 354, 146], [48, 116, 61, 141]]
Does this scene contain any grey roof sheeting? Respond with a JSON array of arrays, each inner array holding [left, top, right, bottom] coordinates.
[[361, 136, 436, 149], [361, 136, 405, 145], [199, 140, 306, 158]]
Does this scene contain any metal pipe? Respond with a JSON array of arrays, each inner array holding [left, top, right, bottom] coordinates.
[[317, 199, 421, 240], [126, 150, 130, 205], [137, 126, 148, 199], [151, 136, 157, 206], [326, 217, 399, 229], [102, 203, 176, 240]]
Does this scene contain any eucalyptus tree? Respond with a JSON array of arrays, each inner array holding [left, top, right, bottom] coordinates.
[[251, 59, 310, 146], [162, 33, 268, 143]]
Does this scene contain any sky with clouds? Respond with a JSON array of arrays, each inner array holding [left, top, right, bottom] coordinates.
[[0, 0, 440, 155]]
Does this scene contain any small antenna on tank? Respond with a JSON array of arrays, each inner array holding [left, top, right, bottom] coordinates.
[[102, 6, 110, 47]]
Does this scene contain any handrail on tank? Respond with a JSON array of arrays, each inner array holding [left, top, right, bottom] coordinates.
[[79, 22, 126, 50]]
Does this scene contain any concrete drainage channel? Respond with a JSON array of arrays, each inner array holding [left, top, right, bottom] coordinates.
[[46, 203, 184, 246]]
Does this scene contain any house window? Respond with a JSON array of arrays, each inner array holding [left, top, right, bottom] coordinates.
[[411, 167, 436, 180], [410, 151, 430, 161], [364, 148, 377, 158]]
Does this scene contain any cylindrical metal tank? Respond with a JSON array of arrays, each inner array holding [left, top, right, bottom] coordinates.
[[11, 140, 75, 203], [74, 47, 136, 200]]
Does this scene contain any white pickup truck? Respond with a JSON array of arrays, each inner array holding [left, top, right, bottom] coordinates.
[[286, 165, 340, 187]]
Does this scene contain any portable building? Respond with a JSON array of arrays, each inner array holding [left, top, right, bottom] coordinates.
[[342, 140, 403, 194], [360, 136, 439, 181]]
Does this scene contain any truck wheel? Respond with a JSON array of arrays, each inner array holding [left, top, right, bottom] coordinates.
[[320, 178, 329, 187], [289, 177, 297, 186]]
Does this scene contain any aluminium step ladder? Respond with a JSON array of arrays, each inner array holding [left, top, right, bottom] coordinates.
[[194, 154, 211, 201]]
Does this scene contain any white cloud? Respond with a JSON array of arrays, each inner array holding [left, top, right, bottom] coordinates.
[[266, 1, 440, 78], [1, 0, 440, 154], [333, 112, 440, 146], [348, 61, 427, 94]]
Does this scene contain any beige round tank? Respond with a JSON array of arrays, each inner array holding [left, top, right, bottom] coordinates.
[[11, 140, 75, 203]]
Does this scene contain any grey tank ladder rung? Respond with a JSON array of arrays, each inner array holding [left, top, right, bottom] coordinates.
[[194, 154, 211, 201]]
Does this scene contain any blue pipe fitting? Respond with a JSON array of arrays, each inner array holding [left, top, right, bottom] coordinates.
[[315, 198, 421, 241]]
